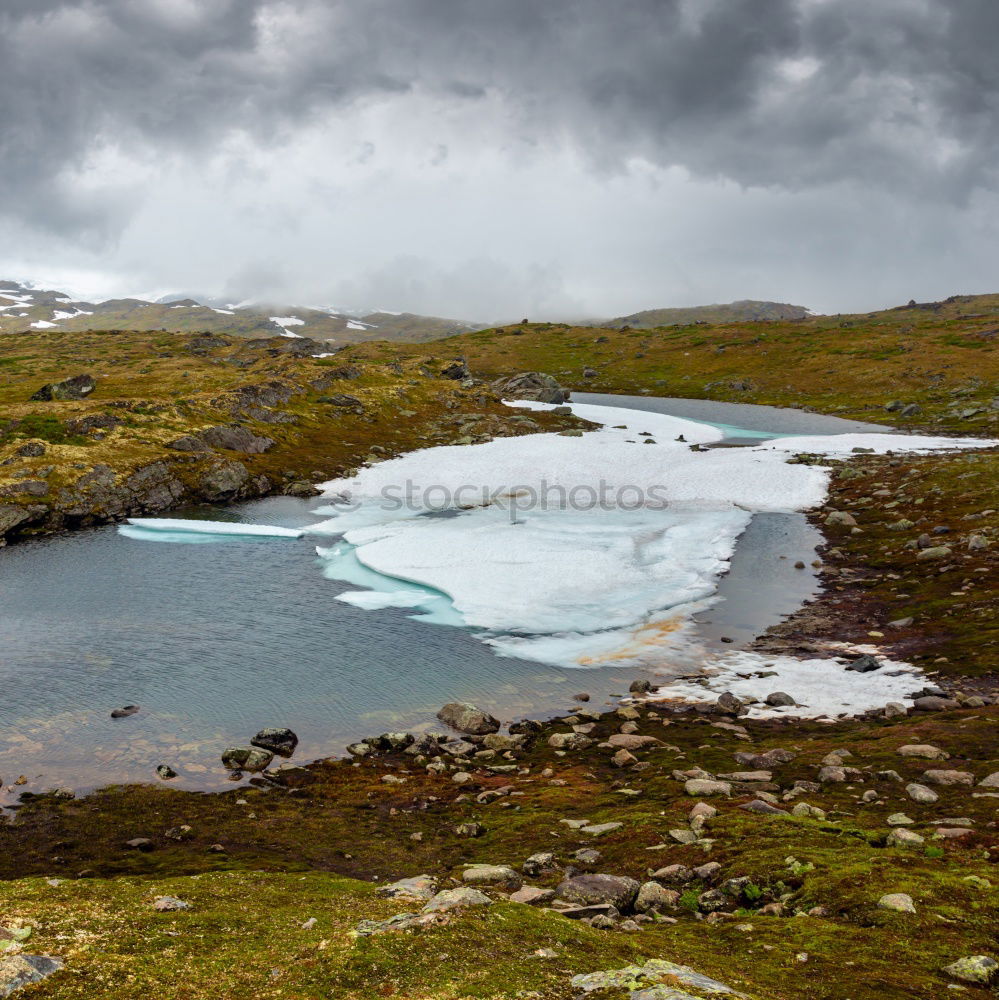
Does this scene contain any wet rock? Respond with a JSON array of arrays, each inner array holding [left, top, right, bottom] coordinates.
[[765, 691, 796, 706], [846, 654, 881, 673], [155, 765, 177, 780], [878, 893, 916, 913], [29, 374, 95, 401], [250, 728, 299, 758], [942, 956, 998, 985], [628, 679, 655, 694], [716, 691, 748, 717], [110, 704, 140, 719], [220, 746, 273, 772], [555, 874, 640, 911], [436, 702, 500, 735], [548, 732, 592, 751]]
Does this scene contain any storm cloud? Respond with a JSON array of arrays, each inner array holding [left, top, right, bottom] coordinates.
[[2, 0, 998, 315]]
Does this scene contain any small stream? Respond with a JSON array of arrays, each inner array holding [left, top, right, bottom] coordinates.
[[0, 396, 865, 797]]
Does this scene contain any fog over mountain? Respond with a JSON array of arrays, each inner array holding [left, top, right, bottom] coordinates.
[[2, 1, 999, 317]]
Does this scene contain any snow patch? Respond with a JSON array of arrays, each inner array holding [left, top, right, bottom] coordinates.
[[270, 316, 305, 338], [120, 518, 303, 541]]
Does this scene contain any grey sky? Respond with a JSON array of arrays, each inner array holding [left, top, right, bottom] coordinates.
[[2, 0, 998, 319]]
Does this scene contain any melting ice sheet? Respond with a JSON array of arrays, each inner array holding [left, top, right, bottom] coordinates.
[[304, 400, 996, 715], [121, 518, 304, 543]]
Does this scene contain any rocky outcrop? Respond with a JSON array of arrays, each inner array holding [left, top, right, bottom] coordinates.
[[29, 374, 95, 401], [197, 425, 275, 454], [198, 460, 250, 500], [436, 702, 501, 735], [490, 372, 569, 404]]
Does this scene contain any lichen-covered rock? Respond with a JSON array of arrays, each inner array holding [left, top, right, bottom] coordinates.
[[29, 373, 95, 401], [198, 425, 275, 454], [377, 875, 438, 903], [878, 892, 916, 913], [421, 887, 492, 912], [0, 954, 64, 997], [905, 782, 939, 803], [685, 779, 731, 797], [490, 372, 569, 404], [571, 958, 746, 997], [436, 702, 500, 735], [461, 864, 522, 890], [941, 955, 998, 985]]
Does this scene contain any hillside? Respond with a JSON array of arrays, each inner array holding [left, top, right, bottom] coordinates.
[[0, 281, 480, 346], [356, 292, 999, 434], [605, 299, 811, 328]]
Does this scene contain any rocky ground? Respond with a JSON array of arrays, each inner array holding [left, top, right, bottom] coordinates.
[[1, 689, 997, 998], [0, 330, 582, 546]]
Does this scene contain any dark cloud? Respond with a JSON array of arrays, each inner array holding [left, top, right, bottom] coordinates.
[[1, 1, 998, 311]]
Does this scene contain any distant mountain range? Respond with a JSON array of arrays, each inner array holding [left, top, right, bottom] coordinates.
[[0, 281, 839, 343], [0, 281, 479, 345]]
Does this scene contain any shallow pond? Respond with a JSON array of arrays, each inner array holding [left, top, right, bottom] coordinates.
[[0, 396, 862, 796]]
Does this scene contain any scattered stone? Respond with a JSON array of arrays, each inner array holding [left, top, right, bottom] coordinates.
[[250, 728, 299, 758], [522, 852, 558, 877], [581, 822, 623, 837], [977, 772, 999, 788], [740, 799, 788, 815], [716, 691, 748, 717], [377, 875, 438, 902], [913, 696, 959, 712], [548, 732, 592, 751], [110, 705, 140, 719], [883, 702, 908, 719], [628, 679, 655, 694], [571, 959, 741, 998], [906, 782, 939, 803], [923, 769, 974, 787], [611, 748, 638, 768], [634, 882, 680, 914], [878, 893, 916, 913], [605, 733, 661, 750], [151, 896, 190, 912], [555, 874, 640, 911], [765, 692, 796, 707], [846, 654, 881, 673], [155, 765, 177, 780], [818, 766, 847, 783], [887, 813, 914, 826], [942, 956, 998, 986], [462, 865, 522, 890], [0, 955, 64, 996], [886, 829, 925, 847], [510, 886, 555, 906], [574, 848, 601, 865], [684, 778, 731, 797], [916, 545, 952, 561], [423, 888, 493, 913], [436, 702, 500, 735], [124, 838, 153, 851], [898, 744, 949, 760]]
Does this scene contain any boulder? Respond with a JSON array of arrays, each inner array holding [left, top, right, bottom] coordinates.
[[436, 702, 500, 735], [886, 828, 924, 847], [923, 769, 974, 786], [522, 852, 559, 877], [548, 732, 592, 751], [978, 772, 999, 788], [634, 882, 680, 913], [377, 875, 438, 902], [878, 893, 916, 913], [845, 654, 881, 673], [605, 733, 661, 750], [510, 886, 555, 906], [29, 374, 95, 401], [461, 865, 522, 890], [905, 782, 939, 803], [824, 510, 857, 527], [250, 728, 299, 758], [422, 888, 492, 913], [555, 874, 640, 911], [220, 746, 273, 772], [913, 695, 959, 712], [0, 955, 64, 996], [897, 744, 948, 760], [942, 956, 998, 985], [716, 691, 748, 716], [490, 372, 569, 404], [684, 779, 731, 797], [198, 424, 275, 454], [765, 691, 796, 706]]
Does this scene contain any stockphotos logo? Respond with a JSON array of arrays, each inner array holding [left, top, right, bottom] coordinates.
[[325, 479, 671, 520]]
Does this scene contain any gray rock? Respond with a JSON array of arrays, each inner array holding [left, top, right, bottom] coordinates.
[[0, 955, 64, 997], [846, 654, 881, 673], [765, 691, 796, 706], [878, 892, 915, 913], [155, 764, 177, 780], [548, 732, 592, 751], [220, 746, 273, 772], [886, 828, 924, 847], [522, 852, 559, 877], [739, 799, 788, 815], [436, 702, 500, 735], [509, 886, 555, 906], [824, 510, 857, 527], [716, 691, 748, 716], [978, 772, 999, 788], [151, 895, 191, 911], [628, 679, 655, 694], [906, 782, 939, 803], [916, 545, 951, 561], [461, 864, 522, 890], [685, 778, 731, 797], [555, 874, 641, 911], [897, 744, 948, 760], [634, 882, 680, 913], [923, 769, 974, 786], [490, 372, 570, 404], [913, 696, 959, 712], [422, 887, 492, 913], [377, 875, 438, 902], [198, 424, 275, 454]]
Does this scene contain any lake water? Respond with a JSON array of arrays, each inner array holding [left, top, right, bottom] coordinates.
[[0, 396, 863, 797]]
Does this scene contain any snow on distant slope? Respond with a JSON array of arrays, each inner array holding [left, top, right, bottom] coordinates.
[[269, 316, 305, 338]]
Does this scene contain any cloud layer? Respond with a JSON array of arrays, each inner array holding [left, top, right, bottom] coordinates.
[[2, 0, 998, 315]]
